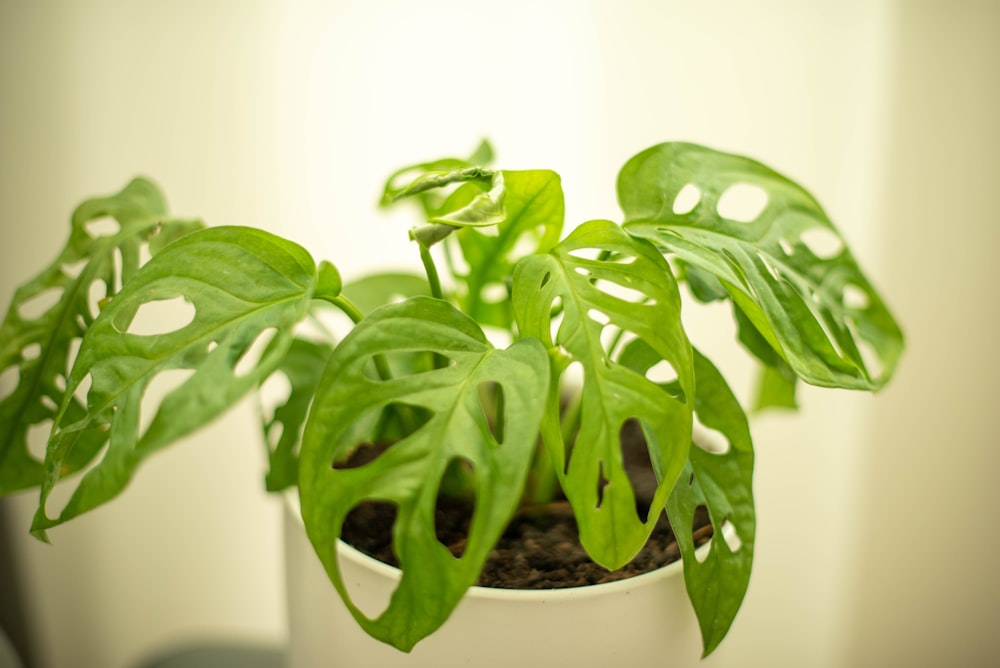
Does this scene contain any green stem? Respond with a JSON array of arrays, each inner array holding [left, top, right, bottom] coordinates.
[[419, 244, 444, 300]]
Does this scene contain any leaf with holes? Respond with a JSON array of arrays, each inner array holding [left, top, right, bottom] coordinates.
[[512, 219, 694, 569], [0, 177, 202, 494], [666, 349, 755, 658], [620, 142, 903, 390], [260, 337, 335, 492], [31, 226, 319, 537], [298, 297, 548, 652], [449, 170, 564, 328]]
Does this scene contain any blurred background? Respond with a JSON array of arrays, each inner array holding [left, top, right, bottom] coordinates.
[[0, 1, 997, 666]]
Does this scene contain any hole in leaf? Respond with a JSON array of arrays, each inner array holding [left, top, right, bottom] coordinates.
[[73, 372, 93, 407], [620, 420, 655, 523], [365, 351, 455, 380], [568, 247, 601, 261], [86, 216, 119, 238], [778, 238, 795, 256], [138, 242, 152, 267], [18, 288, 62, 321], [539, 271, 552, 289], [62, 258, 88, 279], [799, 228, 843, 260], [477, 381, 505, 445], [645, 358, 678, 386], [333, 403, 433, 462], [112, 248, 124, 294], [843, 283, 870, 310], [258, 371, 293, 426], [139, 368, 197, 439], [53, 374, 66, 392], [435, 457, 475, 559], [595, 460, 609, 509], [479, 282, 508, 304], [0, 365, 19, 401], [66, 338, 82, 376], [206, 341, 219, 353], [593, 278, 647, 304], [720, 518, 743, 553], [88, 280, 109, 319], [598, 252, 638, 266], [39, 395, 57, 412], [21, 343, 41, 361], [717, 183, 769, 222], [574, 266, 590, 278], [672, 184, 701, 215], [692, 505, 713, 563], [332, 442, 392, 471], [549, 297, 565, 345], [123, 297, 197, 336], [26, 420, 52, 461], [587, 308, 610, 326], [234, 327, 279, 378], [340, 500, 398, 620], [693, 413, 730, 455]]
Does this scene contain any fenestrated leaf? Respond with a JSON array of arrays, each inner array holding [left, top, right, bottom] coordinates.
[[260, 337, 334, 492], [620, 142, 903, 391], [666, 349, 755, 658], [450, 169, 564, 328], [299, 297, 548, 652], [0, 177, 202, 495], [32, 226, 319, 536], [512, 219, 694, 569]]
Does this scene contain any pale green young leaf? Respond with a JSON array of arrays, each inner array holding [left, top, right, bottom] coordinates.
[[0, 177, 202, 494], [379, 139, 494, 216], [32, 226, 318, 536], [450, 169, 564, 328], [666, 349, 755, 658], [512, 220, 693, 569], [299, 297, 548, 652], [620, 142, 903, 390]]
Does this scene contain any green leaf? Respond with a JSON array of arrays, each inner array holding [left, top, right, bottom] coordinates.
[[752, 359, 799, 411], [407, 170, 506, 248], [32, 226, 319, 536], [379, 139, 494, 216], [667, 349, 755, 658], [0, 177, 202, 495], [342, 272, 431, 316], [512, 220, 694, 569], [260, 337, 334, 492], [299, 297, 548, 652], [620, 142, 904, 391], [452, 169, 564, 328]]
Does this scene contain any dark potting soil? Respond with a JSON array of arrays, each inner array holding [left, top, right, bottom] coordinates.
[[338, 421, 713, 590]]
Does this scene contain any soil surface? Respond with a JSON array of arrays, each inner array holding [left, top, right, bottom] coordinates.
[[338, 421, 712, 589]]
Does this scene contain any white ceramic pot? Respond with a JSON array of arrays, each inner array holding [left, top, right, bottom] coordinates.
[[283, 494, 710, 667]]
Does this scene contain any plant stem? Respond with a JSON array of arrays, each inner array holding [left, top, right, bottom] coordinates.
[[328, 295, 393, 383], [419, 244, 444, 300]]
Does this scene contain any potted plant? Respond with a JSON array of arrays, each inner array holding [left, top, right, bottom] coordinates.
[[0, 140, 903, 664]]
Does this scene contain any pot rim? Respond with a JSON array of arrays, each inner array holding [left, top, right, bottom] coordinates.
[[285, 490, 700, 602]]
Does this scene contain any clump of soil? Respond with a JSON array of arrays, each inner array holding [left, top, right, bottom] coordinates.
[[338, 422, 712, 589]]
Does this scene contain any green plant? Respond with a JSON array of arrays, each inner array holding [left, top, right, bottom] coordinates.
[[0, 140, 903, 657]]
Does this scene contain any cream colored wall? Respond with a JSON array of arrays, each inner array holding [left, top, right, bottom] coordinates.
[[1, 2, 995, 667]]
